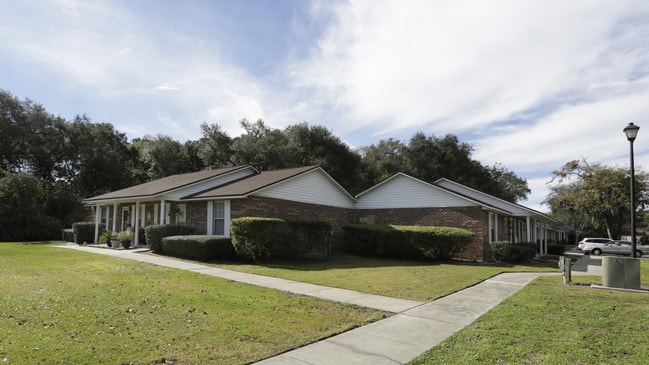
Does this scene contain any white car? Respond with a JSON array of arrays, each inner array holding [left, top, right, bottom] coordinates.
[[577, 238, 611, 251], [582, 240, 649, 257]]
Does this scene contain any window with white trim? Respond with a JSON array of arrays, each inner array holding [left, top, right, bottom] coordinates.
[[213, 201, 225, 235]]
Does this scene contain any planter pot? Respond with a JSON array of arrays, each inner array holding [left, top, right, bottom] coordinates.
[[121, 240, 131, 249]]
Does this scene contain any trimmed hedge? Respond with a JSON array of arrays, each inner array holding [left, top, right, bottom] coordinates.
[[547, 244, 566, 255], [342, 224, 475, 260], [145, 224, 198, 254], [161, 235, 236, 260], [71, 222, 95, 244], [230, 217, 332, 261], [490, 241, 537, 263], [62, 229, 75, 243]]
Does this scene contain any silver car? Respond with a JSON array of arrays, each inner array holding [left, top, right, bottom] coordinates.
[[577, 238, 611, 251], [583, 240, 649, 257]]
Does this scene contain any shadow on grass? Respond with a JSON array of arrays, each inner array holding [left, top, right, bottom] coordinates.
[[202, 250, 554, 272]]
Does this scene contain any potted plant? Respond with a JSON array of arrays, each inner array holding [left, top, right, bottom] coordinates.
[[99, 230, 113, 247], [117, 230, 134, 249]]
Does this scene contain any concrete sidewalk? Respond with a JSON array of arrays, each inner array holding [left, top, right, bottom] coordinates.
[[59, 244, 571, 364], [59, 244, 422, 313]]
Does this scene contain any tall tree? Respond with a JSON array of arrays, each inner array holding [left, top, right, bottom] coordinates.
[[359, 138, 407, 185], [231, 119, 295, 171], [546, 159, 649, 239], [195, 122, 233, 168], [61, 115, 140, 197], [132, 134, 193, 180], [360, 132, 529, 202], [483, 163, 531, 203], [285, 123, 364, 193]]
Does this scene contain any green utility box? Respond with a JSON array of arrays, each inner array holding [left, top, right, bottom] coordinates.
[[602, 256, 641, 290]]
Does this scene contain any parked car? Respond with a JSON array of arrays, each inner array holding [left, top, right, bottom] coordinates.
[[577, 238, 611, 251], [582, 240, 649, 257]]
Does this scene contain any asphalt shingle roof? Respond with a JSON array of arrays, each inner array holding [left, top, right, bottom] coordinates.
[[84, 166, 248, 202], [187, 166, 319, 199]]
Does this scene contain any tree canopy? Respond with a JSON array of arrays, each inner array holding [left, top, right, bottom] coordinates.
[[0, 89, 530, 240], [546, 159, 649, 239]]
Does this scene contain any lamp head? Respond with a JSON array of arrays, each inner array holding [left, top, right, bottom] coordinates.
[[624, 122, 640, 142]]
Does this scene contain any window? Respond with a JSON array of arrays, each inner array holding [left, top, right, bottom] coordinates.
[[489, 213, 497, 243], [176, 204, 187, 226], [122, 207, 130, 231], [213, 202, 225, 235]]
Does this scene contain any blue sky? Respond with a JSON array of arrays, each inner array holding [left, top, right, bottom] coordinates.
[[2, 0, 649, 211]]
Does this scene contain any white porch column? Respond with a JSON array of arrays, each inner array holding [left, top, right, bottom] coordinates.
[[94, 205, 101, 243], [207, 201, 213, 235], [526, 217, 531, 242], [134, 201, 140, 246], [112, 203, 118, 232], [224, 200, 231, 237], [160, 200, 166, 224], [544, 223, 548, 255]]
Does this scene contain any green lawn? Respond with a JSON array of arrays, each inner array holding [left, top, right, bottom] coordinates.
[[410, 272, 649, 364], [5, 243, 647, 364], [0, 243, 386, 364], [212, 254, 560, 301]]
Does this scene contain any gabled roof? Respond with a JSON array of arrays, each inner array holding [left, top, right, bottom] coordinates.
[[84, 166, 253, 203], [356, 172, 511, 214], [187, 165, 352, 200], [434, 178, 558, 223]]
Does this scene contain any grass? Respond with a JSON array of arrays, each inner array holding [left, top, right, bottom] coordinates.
[[212, 254, 560, 301], [0, 243, 386, 364], [6, 242, 647, 364], [410, 271, 649, 364]]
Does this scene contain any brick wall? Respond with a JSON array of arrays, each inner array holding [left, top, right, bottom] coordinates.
[[186, 201, 207, 233], [231, 196, 355, 243], [355, 206, 490, 261]]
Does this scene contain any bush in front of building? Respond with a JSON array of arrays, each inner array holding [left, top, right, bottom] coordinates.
[[230, 217, 332, 261], [342, 224, 475, 260], [490, 241, 537, 263], [145, 224, 198, 254], [62, 228, 75, 243], [161, 235, 236, 260], [71, 222, 96, 244]]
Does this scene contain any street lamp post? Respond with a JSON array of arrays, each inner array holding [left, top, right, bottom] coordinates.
[[623, 122, 640, 258]]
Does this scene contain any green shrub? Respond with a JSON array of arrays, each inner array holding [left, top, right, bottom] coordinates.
[[547, 244, 566, 255], [491, 241, 537, 263], [71, 222, 96, 244], [144, 224, 198, 254], [230, 217, 332, 261], [342, 224, 475, 259], [116, 230, 134, 242], [162, 235, 235, 260], [62, 229, 75, 242], [99, 230, 113, 245]]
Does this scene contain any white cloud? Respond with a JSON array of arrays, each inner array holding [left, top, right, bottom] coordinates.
[[473, 84, 649, 172], [290, 0, 645, 138]]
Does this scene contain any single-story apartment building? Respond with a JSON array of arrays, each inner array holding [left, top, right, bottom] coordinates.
[[84, 165, 570, 261]]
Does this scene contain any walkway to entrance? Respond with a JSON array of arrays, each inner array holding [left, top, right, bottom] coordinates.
[[60, 244, 596, 364]]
